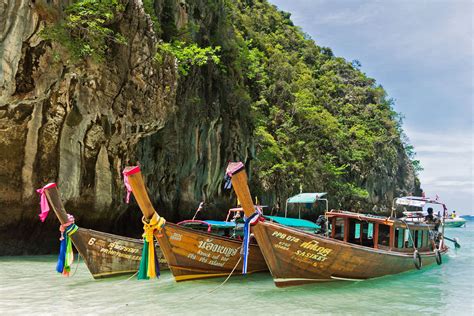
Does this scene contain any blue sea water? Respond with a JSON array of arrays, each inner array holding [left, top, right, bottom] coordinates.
[[0, 224, 473, 315]]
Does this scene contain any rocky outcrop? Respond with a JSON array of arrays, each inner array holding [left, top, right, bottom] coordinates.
[[0, 0, 419, 254], [0, 0, 180, 254], [0, 0, 255, 254]]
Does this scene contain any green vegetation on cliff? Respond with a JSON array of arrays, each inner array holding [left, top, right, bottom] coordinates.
[[226, 0, 421, 209], [40, 0, 127, 61], [39, 0, 420, 211]]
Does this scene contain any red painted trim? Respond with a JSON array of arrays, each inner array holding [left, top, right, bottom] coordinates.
[[123, 166, 141, 176], [176, 220, 212, 232]]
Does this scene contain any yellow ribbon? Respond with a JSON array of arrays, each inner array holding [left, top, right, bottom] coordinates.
[[142, 212, 165, 278]]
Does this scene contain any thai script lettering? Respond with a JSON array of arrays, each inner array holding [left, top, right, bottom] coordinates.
[[99, 248, 141, 261], [274, 241, 291, 251], [170, 232, 182, 241], [299, 240, 332, 256], [198, 239, 238, 257], [107, 242, 140, 254]]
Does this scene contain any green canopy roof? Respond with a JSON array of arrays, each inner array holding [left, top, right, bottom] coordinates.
[[265, 216, 320, 229], [287, 193, 327, 204]]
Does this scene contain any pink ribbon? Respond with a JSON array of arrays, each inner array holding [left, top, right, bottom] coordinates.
[[36, 187, 50, 222], [122, 166, 141, 204], [123, 172, 132, 204], [36, 183, 57, 222], [226, 162, 245, 176], [59, 214, 75, 240]]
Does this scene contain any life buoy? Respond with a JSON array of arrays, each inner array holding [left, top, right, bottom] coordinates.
[[435, 249, 442, 265], [413, 250, 422, 270]]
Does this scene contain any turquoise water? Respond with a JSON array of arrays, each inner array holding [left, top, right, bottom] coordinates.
[[1, 225, 473, 315]]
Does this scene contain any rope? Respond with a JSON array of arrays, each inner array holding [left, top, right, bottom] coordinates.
[[188, 253, 243, 300], [116, 271, 140, 286], [70, 251, 81, 277]]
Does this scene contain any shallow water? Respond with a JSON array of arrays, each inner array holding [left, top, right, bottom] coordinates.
[[1, 225, 473, 315]]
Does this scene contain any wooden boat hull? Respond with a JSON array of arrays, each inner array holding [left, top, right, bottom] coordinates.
[[42, 183, 168, 279], [72, 228, 167, 279], [156, 223, 268, 282], [254, 221, 448, 287]]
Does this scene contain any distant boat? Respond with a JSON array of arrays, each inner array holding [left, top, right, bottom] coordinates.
[[444, 217, 467, 228]]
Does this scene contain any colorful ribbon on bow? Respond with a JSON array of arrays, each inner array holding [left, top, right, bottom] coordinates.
[[241, 207, 262, 274], [56, 214, 78, 276], [36, 183, 57, 222], [123, 171, 133, 204], [138, 212, 165, 280]]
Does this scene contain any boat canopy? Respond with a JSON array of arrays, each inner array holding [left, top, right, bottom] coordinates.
[[285, 192, 328, 218], [179, 220, 237, 230], [395, 196, 446, 207], [204, 220, 237, 228], [287, 193, 327, 204], [265, 216, 320, 230]]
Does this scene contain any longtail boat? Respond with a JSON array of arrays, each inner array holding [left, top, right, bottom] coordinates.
[[226, 162, 449, 287], [38, 183, 167, 278], [443, 217, 467, 228], [123, 166, 268, 282]]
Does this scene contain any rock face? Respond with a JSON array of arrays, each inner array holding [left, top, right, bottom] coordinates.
[[0, 0, 419, 254], [0, 0, 180, 254], [0, 0, 254, 254]]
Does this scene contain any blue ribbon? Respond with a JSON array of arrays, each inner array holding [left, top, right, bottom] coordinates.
[[56, 237, 67, 273], [241, 210, 260, 274], [224, 174, 232, 190], [56, 224, 78, 274]]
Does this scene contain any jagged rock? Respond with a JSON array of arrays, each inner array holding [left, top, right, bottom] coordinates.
[[0, 0, 180, 254], [0, 0, 419, 255]]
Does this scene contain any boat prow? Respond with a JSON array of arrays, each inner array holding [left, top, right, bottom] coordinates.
[[123, 166, 268, 282], [226, 161, 449, 288], [40, 183, 167, 278]]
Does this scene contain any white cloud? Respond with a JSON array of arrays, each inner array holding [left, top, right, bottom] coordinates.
[[269, 0, 474, 213]]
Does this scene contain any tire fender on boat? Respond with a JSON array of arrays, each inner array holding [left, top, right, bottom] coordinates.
[[435, 249, 442, 265], [413, 250, 422, 270]]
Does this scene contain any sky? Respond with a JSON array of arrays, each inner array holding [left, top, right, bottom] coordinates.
[[269, 0, 473, 213]]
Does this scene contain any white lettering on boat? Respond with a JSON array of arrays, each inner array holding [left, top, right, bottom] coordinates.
[[197, 239, 238, 257], [170, 232, 182, 241], [271, 231, 300, 243]]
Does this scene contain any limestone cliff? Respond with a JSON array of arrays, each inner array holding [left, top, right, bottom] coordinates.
[[0, 0, 420, 255]]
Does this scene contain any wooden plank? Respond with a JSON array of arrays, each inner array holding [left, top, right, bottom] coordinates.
[[331, 217, 336, 239], [343, 217, 349, 242], [389, 226, 395, 250]]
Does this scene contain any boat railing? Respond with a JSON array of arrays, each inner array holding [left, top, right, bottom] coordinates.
[[176, 220, 212, 232]]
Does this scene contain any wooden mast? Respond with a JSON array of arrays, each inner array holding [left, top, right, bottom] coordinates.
[[123, 166, 156, 220], [226, 164, 255, 218], [44, 184, 71, 225], [43, 184, 88, 259]]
